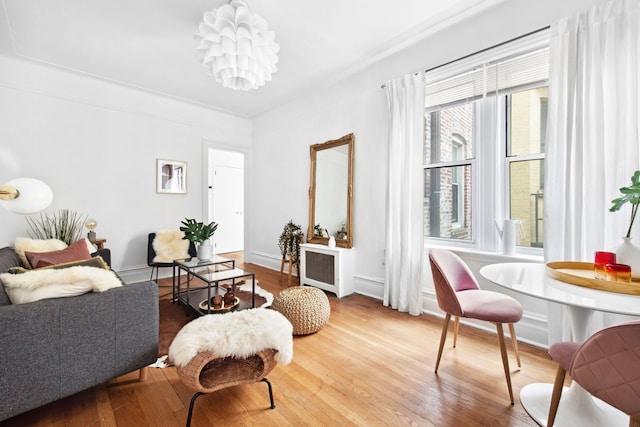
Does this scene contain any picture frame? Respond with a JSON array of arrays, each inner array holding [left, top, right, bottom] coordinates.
[[157, 159, 187, 194]]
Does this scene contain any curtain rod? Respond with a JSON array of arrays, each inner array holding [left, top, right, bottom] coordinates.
[[381, 25, 550, 89]]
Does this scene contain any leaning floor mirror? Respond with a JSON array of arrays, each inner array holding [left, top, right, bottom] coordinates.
[[307, 133, 354, 248]]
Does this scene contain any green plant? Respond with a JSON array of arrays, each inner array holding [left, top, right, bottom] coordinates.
[[180, 218, 218, 244], [26, 209, 87, 245], [610, 170, 640, 238], [278, 220, 303, 263]]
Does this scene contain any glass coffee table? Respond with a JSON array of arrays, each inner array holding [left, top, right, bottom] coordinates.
[[173, 256, 256, 315]]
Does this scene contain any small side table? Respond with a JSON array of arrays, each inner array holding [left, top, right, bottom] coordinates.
[[90, 238, 106, 250]]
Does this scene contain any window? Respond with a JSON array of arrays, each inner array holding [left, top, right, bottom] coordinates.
[[423, 31, 549, 252]]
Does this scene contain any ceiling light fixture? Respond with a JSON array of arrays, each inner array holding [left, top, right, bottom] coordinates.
[[0, 177, 53, 214], [195, 0, 279, 91]]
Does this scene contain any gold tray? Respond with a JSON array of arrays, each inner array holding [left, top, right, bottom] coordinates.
[[545, 261, 640, 296], [198, 297, 239, 313]]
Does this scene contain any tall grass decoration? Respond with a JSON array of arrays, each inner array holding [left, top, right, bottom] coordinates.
[[26, 209, 88, 245]]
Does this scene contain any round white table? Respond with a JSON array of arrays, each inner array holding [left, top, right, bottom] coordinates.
[[480, 262, 640, 427]]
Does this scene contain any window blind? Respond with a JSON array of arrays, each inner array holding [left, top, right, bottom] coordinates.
[[425, 30, 549, 111]]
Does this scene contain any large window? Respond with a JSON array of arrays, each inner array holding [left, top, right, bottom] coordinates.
[[423, 32, 549, 252]]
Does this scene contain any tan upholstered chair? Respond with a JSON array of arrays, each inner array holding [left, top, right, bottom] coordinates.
[[429, 249, 523, 404]]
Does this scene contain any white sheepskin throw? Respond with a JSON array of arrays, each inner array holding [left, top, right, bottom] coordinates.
[[13, 237, 67, 268], [0, 266, 122, 304], [169, 308, 294, 367], [153, 230, 190, 262]]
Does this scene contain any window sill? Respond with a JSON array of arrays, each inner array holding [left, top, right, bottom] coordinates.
[[425, 242, 543, 264]]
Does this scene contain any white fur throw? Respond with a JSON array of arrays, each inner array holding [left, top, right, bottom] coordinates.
[[169, 308, 294, 367], [153, 230, 190, 263], [0, 266, 122, 304], [13, 237, 67, 268]]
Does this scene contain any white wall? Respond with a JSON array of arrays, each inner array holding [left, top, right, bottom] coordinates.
[[0, 55, 251, 281], [250, 0, 605, 348]]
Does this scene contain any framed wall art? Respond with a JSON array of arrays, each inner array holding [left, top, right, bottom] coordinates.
[[157, 159, 187, 194]]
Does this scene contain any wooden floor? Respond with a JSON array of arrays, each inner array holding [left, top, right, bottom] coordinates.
[[1, 252, 557, 427]]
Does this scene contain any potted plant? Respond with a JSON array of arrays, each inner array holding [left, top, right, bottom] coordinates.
[[609, 170, 640, 277], [278, 220, 303, 265], [180, 218, 218, 261], [610, 170, 640, 238], [26, 209, 87, 245]]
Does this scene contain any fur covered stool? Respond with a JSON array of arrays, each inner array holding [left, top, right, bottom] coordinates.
[[271, 286, 330, 335], [168, 308, 293, 427]]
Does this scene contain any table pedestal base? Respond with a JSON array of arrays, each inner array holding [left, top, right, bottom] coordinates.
[[520, 383, 628, 426]]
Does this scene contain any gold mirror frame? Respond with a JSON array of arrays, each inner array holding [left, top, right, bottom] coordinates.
[[307, 133, 354, 248]]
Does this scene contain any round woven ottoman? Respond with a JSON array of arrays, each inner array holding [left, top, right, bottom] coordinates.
[[271, 286, 330, 335]]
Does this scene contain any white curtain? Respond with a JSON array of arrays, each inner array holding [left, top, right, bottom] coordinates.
[[545, 0, 640, 343], [383, 73, 425, 316]]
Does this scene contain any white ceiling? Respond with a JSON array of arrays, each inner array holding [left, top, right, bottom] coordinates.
[[0, 0, 504, 118]]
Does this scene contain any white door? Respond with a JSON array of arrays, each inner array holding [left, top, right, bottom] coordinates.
[[209, 151, 244, 254]]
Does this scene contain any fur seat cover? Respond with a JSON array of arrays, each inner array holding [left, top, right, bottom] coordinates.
[[152, 230, 190, 263], [169, 308, 293, 367]]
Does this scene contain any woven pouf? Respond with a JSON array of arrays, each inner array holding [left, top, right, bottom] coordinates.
[[271, 286, 330, 335]]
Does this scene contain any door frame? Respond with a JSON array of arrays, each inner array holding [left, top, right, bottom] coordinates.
[[201, 140, 253, 259]]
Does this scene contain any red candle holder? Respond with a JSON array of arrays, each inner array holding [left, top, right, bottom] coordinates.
[[605, 263, 632, 283], [594, 251, 616, 280]]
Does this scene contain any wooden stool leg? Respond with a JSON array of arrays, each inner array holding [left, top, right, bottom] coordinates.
[[288, 256, 293, 285], [280, 255, 286, 280]]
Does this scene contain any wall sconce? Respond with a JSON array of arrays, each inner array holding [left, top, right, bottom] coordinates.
[[85, 218, 98, 240], [0, 178, 53, 214]]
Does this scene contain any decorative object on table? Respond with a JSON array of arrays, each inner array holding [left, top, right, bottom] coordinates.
[[593, 251, 616, 280], [609, 170, 640, 277], [271, 286, 330, 335], [157, 159, 187, 194], [278, 220, 303, 285], [26, 209, 87, 245], [546, 261, 640, 295], [328, 236, 336, 248], [198, 296, 238, 313], [194, 0, 279, 91], [84, 218, 98, 240], [605, 263, 632, 283], [547, 321, 640, 427], [223, 286, 235, 306], [313, 224, 328, 238], [0, 177, 53, 214], [494, 219, 524, 255], [180, 218, 218, 261]]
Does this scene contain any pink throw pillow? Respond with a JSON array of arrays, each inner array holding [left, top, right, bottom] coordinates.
[[25, 239, 92, 269]]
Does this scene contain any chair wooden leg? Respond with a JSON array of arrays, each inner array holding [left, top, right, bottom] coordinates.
[[453, 316, 460, 348], [138, 367, 148, 381], [496, 323, 515, 404], [508, 323, 521, 368], [547, 365, 567, 427], [435, 313, 451, 373]]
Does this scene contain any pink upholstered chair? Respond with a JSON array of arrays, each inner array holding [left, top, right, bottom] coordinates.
[[428, 249, 523, 404], [547, 320, 640, 427]]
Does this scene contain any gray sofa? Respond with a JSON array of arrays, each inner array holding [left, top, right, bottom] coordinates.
[[0, 246, 159, 421]]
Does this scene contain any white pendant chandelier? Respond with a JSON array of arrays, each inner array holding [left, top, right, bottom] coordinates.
[[195, 0, 279, 91]]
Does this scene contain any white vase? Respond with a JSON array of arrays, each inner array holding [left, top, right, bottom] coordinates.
[[614, 237, 640, 279], [197, 243, 213, 261]]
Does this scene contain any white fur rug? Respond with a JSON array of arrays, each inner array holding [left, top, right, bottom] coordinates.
[[168, 307, 293, 367]]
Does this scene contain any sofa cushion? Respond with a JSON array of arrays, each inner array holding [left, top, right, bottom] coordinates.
[[13, 237, 68, 268], [25, 239, 91, 269], [0, 266, 122, 304]]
